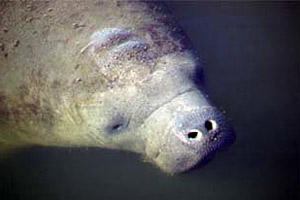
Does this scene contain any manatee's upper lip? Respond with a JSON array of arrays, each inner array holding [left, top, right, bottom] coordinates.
[[209, 131, 221, 141]]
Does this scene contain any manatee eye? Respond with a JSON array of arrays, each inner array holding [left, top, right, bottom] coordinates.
[[204, 119, 217, 132], [187, 129, 203, 141], [106, 116, 129, 134], [111, 123, 123, 131]]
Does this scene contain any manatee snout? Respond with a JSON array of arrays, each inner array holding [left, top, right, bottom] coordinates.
[[141, 90, 235, 174]]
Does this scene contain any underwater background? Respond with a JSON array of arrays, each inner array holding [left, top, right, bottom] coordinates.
[[1, 1, 299, 200]]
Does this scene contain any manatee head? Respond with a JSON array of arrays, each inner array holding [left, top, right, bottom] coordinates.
[[141, 90, 235, 174], [77, 24, 235, 174]]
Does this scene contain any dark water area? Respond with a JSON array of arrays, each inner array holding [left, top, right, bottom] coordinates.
[[1, 2, 299, 200]]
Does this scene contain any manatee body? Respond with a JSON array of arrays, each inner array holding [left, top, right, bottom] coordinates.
[[0, 1, 235, 174]]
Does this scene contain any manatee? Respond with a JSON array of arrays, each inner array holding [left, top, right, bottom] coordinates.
[[0, 0, 235, 174]]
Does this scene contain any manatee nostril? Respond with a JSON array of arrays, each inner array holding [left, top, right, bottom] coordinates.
[[187, 129, 203, 141], [204, 119, 217, 132], [187, 131, 198, 139]]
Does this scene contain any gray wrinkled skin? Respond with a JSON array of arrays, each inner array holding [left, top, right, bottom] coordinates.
[[0, 0, 235, 174]]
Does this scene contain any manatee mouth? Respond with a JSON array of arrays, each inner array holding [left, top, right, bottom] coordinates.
[[152, 113, 235, 174], [142, 90, 235, 174], [172, 106, 235, 173], [173, 126, 235, 174]]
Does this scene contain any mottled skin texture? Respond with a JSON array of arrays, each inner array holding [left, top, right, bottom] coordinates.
[[0, 0, 235, 174]]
